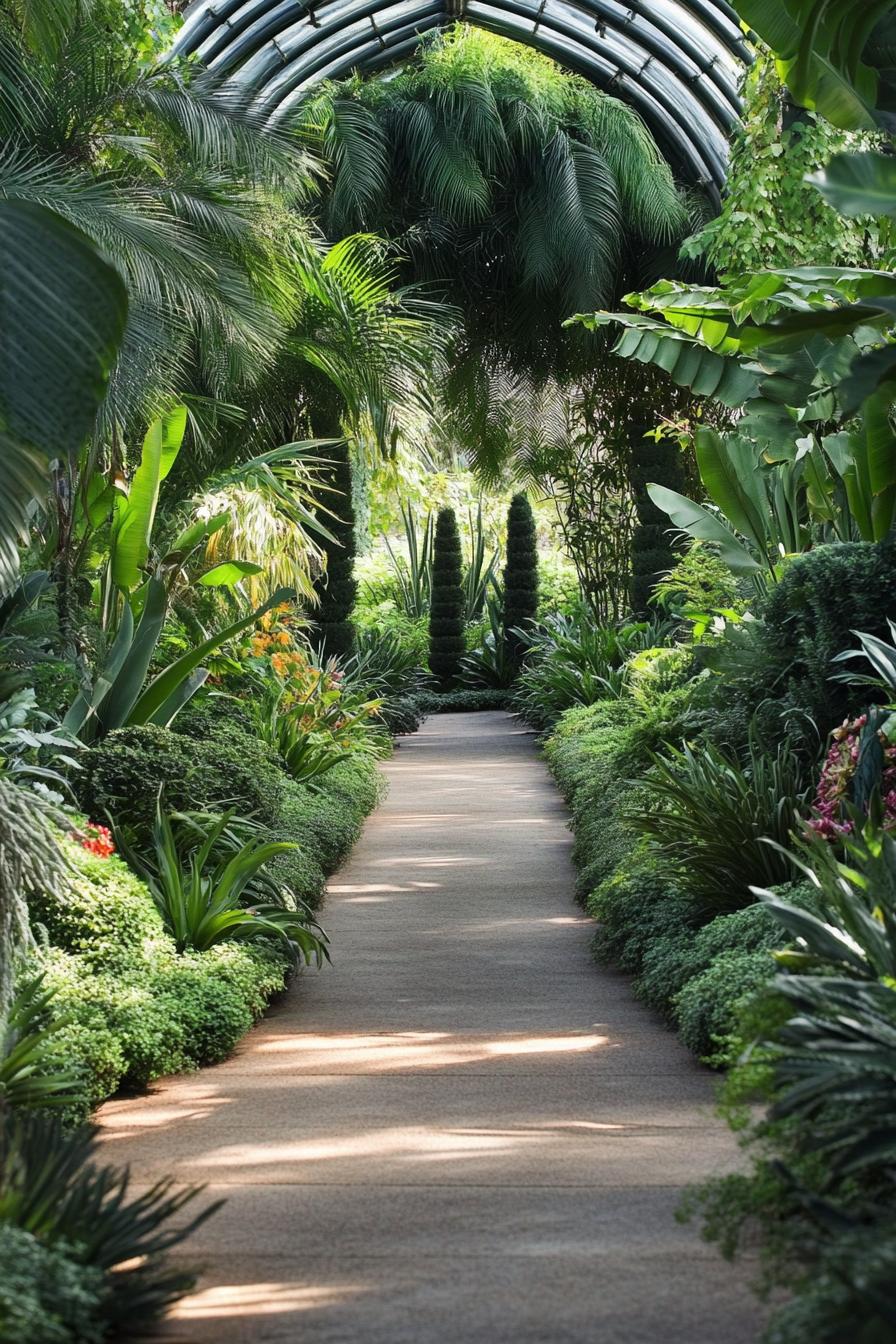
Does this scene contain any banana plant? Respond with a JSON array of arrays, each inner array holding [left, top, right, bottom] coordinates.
[[733, 0, 895, 132], [98, 408, 264, 620], [647, 428, 811, 580]]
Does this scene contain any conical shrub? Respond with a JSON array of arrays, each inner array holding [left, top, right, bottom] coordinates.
[[502, 493, 538, 672], [629, 434, 687, 617], [428, 508, 465, 688], [311, 441, 357, 659]]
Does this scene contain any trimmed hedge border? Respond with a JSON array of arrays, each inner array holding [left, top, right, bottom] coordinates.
[[413, 689, 512, 714], [35, 747, 386, 1121], [543, 699, 807, 1064]]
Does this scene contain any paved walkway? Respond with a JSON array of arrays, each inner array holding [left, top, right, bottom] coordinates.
[[100, 712, 762, 1343]]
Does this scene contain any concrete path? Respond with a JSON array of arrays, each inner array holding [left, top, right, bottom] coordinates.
[[100, 712, 762, 1343]]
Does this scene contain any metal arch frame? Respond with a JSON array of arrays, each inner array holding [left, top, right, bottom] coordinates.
[[264, 6, 723, 190], [174, 0, 748, 192], [255, 0, 727, 190]]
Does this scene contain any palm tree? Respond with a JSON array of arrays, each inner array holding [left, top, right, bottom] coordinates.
[[0, 0, 317, 439], [303, 27, 688, 380]]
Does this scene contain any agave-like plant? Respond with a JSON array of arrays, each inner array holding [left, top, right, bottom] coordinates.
[[631, 732, 816, 913], [462, 500, 500, 623], [0, 973, 83, 1112], [383, 505, 434, 619], [0, 1107, 219, 1329], [460, 591, 515, 691], [750, 813, 896, 1180], [120, 803, 330, 964]]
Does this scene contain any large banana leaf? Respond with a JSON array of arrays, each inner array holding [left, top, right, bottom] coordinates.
[[695, 430, 771, 556], [823, 393, 896, 541], [110, 406, 188, 591], [0, 201, 127, 592], [197, 561, 265, 587], [645, 484, 762, 575], [735, 0, 890, 129], [810, 150, 896, 217], [571, 312, 759, 408]]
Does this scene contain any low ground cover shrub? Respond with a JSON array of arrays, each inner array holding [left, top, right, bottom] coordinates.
[[412, 688, 511, 714], [544, 687, 812, 1066], [26, 726, 384, 1116], [0, 1223, 105, 1344], [635, 886, 815, 1020]]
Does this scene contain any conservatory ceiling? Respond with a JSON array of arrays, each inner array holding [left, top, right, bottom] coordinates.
[[174, 0, 750, 193]]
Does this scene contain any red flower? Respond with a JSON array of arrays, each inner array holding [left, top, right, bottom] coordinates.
[[73, 822, 115, 858]]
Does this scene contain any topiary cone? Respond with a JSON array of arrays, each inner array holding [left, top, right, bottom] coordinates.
[[502, 493, 538, 674], [428, 507, 465, 688]]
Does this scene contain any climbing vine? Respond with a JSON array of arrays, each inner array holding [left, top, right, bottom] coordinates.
[[683, 50, 893, 276]]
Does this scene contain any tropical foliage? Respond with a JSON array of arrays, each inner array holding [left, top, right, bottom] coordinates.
[[4, 0, 896, 1337]]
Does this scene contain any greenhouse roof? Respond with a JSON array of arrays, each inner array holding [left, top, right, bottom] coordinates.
[[175, 0, 749, 193]]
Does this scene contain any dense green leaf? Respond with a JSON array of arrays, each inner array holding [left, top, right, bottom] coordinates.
[[110, 406, 187, 591], [0, 200, 127, 591], [810, 150, 896, 217]]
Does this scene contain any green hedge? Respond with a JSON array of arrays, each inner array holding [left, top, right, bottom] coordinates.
[[412, 688, 512, 714], [0, 1225, 104, 1344], [35, 741, 384, 1118], [75, 722, 285, 838], [544, 696, 798, 1063]]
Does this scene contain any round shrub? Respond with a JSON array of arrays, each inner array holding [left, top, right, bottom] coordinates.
[[279, 778, 362, 875], [0, 1226, 105, 1344], [49, 955, 190, 1091], [173, 692, 257, 740], [636, 898, 790, 1017], [264, 839, 326, 911], [588, 850, 701, 973], [76, 723, 284, 837], [712, 540, 896, 747], [37, 951, 129, 1116], [674, 948, 776, 1059], [322, 754, 385, 810], [157, 943, 289, 1065], [28, 840, 164, 969]]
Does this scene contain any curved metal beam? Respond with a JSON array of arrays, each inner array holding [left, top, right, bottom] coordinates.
[[174, 0, 746, 191], [263, 7, 722, 192]]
